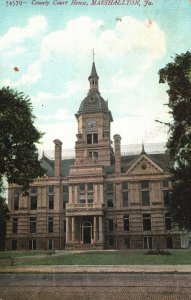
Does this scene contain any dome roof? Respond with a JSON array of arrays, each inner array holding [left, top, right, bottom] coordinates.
[[78, 90, 109, 114]]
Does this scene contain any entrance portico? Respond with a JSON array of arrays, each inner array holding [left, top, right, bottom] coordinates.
[[65, 215, 104, 250]]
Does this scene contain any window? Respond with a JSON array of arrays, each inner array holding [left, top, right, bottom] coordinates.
[[163, 190, 170, 206], [12, 240, 17, 250], [108, 237, 114, 247], [29, 239, 36, 250], [122, 182, 128, 207], [30, 196, 37, 210], [141, 181, 149, 189], [63, 195, 68, 209], [163, 180, 169, 188], [89, 151, 98, 160], [78, 183, 94, 204], [122, 192, 128, 207], [48, 195, 54, 209], [106, 183, 113, 191], [108, 219, 114, 232], [87, 192, 93, 204], [79, 192, 86, 204], [48, 185, 54, 193], [87, 133, 98, 144], [29, 217, 36, 234], [13, 196, 19, 210], [165, 213, 172, 230], [48, 217, 53, 233], [106, 183, 114, 207], [107, 192, 113, 207], [63, 185, 69, 209], [87, 183, 93, 190], [122, 182, 128, 190], [13, 218, 18, 234], [166, 237, 173, 249], [144, 237, 152, 249], [48, 239, 53, 250], [141, 191, 150, 206], [63, 185, 69, 193], [30, 186, 37, 194], [64, 220, 66, 233], [143, 214, 151, 231], [124, 237, 130, 248], [79, 183, 85, 191], [123, 215, 129, 231]]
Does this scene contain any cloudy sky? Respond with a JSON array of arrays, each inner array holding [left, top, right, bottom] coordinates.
[[0, 0, 191, 155]]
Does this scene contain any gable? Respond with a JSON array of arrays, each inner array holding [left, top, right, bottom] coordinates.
[[126, 154, 164, 175]]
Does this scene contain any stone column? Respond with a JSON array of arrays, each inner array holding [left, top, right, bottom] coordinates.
[[72, 217, 75, 242], [99, 216, 103, 243], [66, 217, 69, 243], [94, 216, 97, 242]]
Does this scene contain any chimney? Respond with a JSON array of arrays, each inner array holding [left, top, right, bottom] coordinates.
[[53, 139, 62, 177], [113, 134, 121, 174]]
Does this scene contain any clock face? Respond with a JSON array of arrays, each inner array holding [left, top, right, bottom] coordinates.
[[86, 120, 97, 131]]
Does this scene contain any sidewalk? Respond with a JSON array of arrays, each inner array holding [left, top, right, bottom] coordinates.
[[1, 264, 191, 273]]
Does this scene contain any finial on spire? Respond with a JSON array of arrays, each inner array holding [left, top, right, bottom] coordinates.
[[92, 48, 95, 62], [141, 141, 146, 154]]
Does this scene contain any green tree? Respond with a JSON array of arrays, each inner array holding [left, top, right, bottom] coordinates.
[[159, 51, 191, 230], [0, 87, 45, 192], [0, 87, 45, 249]]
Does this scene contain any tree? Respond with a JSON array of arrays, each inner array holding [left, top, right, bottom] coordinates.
[[0, 87, 45, 249], [159, 51, 191, 230], [0, 87, 45, 192]]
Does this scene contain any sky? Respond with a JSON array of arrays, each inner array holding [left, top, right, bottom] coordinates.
[[0, 0, 191, 155]]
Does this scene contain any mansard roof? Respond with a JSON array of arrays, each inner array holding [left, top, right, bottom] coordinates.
[[40, 156, 75, 177]]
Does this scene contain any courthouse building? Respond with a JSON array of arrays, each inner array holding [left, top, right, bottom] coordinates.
[[6, 61, 181, 251]]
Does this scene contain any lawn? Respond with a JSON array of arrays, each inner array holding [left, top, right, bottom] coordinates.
[[0, 250, 47, 258], [7, 250, 191, 266]]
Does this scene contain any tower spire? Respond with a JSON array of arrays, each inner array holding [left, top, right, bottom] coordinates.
[[88, 50, 99, 91]]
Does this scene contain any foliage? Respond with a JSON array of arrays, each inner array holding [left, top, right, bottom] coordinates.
[[145, 249, 171, 256], [159, 51, 191, 230], [0, 87, 45, 192]]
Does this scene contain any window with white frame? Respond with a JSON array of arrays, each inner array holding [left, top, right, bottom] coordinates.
[[143, 236, 152, 249], [78, 183, 94, 204], [29, 239, 36, 250]]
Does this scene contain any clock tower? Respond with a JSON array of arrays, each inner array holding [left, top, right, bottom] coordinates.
[[75, 60, 113, 166]]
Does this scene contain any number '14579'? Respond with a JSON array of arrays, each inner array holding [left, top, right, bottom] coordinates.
[[6, 1, 23, 6]]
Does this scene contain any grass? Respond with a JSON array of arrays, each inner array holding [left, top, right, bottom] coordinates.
[[4, 250, 191, 266], [0, 250, 47, 258]]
